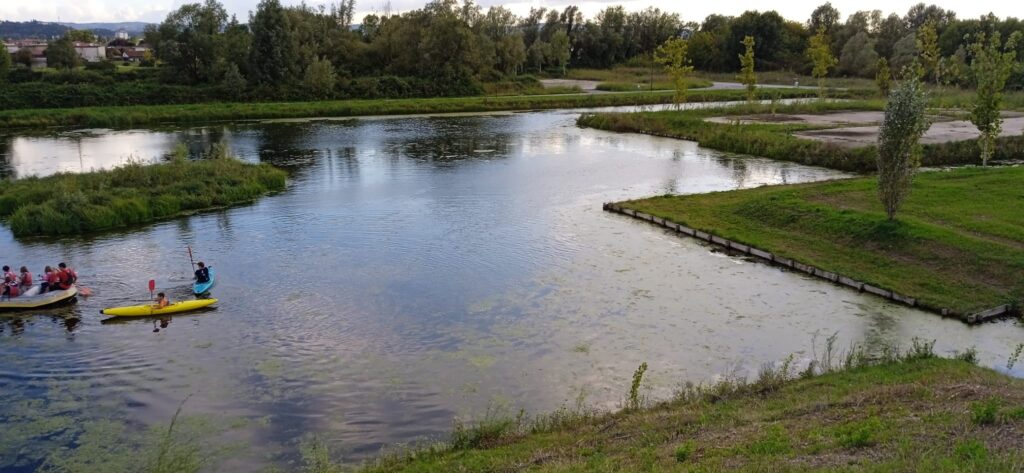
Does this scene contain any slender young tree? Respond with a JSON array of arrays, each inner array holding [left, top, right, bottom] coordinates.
[[875, 57, 892, 97], [655, 37, 695, 105], [738, 35, 756, 103], [0, 47, 10, 83], [807, 28, 837, 99], [877, 77, 928, 221], [968, 31, 1021, 166], [915, 21, 940, 84]]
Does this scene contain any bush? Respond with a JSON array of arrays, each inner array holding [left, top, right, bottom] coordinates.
[[84, 61, 117, 72], [970, 399, 1000, 425]]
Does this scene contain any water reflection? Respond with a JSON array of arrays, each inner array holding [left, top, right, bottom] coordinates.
[[0, 106, 1021, 470]]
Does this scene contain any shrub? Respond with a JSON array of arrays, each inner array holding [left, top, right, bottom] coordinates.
[[674, 441, 695, 463], [834, 417, 882, 448], [970, 399, 1000, 425]]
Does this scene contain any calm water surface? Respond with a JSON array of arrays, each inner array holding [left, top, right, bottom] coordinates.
[[1, 106, 1021, 471]]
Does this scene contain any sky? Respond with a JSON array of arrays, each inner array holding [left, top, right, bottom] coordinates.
[[0, 0, 1018, 25]]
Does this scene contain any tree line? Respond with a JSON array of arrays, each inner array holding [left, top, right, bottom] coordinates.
[[2, 1, 1022, 101]]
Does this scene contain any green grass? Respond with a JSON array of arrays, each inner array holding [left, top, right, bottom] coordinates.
[[578, 100, 1024, 172], [0, 88, 831, 129], [0, 153, 287, 237], [617, 166, 1024, 315], [356, 346, 1024, 472]]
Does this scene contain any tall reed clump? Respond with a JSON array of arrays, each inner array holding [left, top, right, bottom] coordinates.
[[0, 151, 287, 237]]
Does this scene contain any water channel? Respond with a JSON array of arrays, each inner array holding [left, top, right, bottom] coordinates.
[[1, 104, 1021, 470]]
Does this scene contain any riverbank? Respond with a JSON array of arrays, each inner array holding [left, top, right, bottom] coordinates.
[[349, 348, 1024, 472], [577, 100, 1024, 172], [0, 88, 856, 130], [0, 153, 287, 236], [614, 166, 1024, 317]]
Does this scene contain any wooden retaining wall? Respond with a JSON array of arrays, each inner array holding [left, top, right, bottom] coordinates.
[[603, 203, 1018, 324]]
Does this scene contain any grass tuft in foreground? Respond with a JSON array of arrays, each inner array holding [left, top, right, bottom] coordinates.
[[349, 338, 1024, 472], [618, 166, 1024, 315], [0, 149, 287, 237]]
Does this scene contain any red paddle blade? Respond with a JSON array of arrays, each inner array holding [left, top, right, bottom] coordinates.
[[148, 279, 156, 292]]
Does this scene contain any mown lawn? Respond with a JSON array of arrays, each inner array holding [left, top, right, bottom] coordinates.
[[352, 356, 1024, 472], [619, 166, 1024, 315]]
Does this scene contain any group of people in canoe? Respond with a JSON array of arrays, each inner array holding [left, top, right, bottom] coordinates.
[[1, 263, 76, 299]]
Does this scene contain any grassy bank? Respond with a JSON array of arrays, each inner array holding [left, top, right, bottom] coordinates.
[[617, 166, 1024, 315], [0, 152, 287, 236], [578, 100, 1024, 172], [0, 88, 840, 130], [344, 343, 1024, 472]]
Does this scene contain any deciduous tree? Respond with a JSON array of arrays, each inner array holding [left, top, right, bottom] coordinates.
[[0, 48, 10, 82], [877, 78, 928, 220], [915, 21, 940, 83], [303, 56, 336, 98], [875, 58, 892, 96], [809, 28, 838, 98], [249, 0, 298, 86], [838, 31, 877, 78], [738, 36, 756, 103], [45, 37, 79, 70], [655, 37, 695, 105], [968, 31, 1022, 166]]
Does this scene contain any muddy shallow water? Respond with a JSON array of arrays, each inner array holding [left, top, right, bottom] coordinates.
[[1, 105, 1021, 470]]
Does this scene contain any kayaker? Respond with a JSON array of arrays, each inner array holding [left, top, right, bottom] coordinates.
[[194, 262, 210, 284], [18, 267, 32, 293], [153, 292, 170, 309], [56, 263, 77, 290]]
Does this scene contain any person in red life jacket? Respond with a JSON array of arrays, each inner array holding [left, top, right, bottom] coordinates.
[[39, 266, 57, 294], [56, 262, 77, 291], [2, 265, 19, 299], [18, 266, 32, 294]]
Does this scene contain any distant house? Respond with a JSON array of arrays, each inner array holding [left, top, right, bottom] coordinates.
[[72, 42, 106, 62], [105, 38, 150, 63], [115, 29, 130, 40]]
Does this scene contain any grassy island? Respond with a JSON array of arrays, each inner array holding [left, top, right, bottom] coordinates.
[[578, 100, 1024, 173], [616, 166, 1024, 315], [346, 346, 1024, 472], [0, 155, 287, 237], [0, 88, 855, 130]]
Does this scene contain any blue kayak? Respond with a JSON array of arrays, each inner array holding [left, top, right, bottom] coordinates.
[[193, 267, 215, 295]]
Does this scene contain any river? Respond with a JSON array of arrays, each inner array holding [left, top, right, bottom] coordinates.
[[1, 105, 1021, 471]]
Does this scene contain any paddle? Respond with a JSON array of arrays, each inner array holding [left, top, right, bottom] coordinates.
[[149, 279, 156, 301], [187, 246, 196, 273]]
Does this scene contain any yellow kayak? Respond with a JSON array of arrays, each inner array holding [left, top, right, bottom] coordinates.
[[101, 298, 218, 317]]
